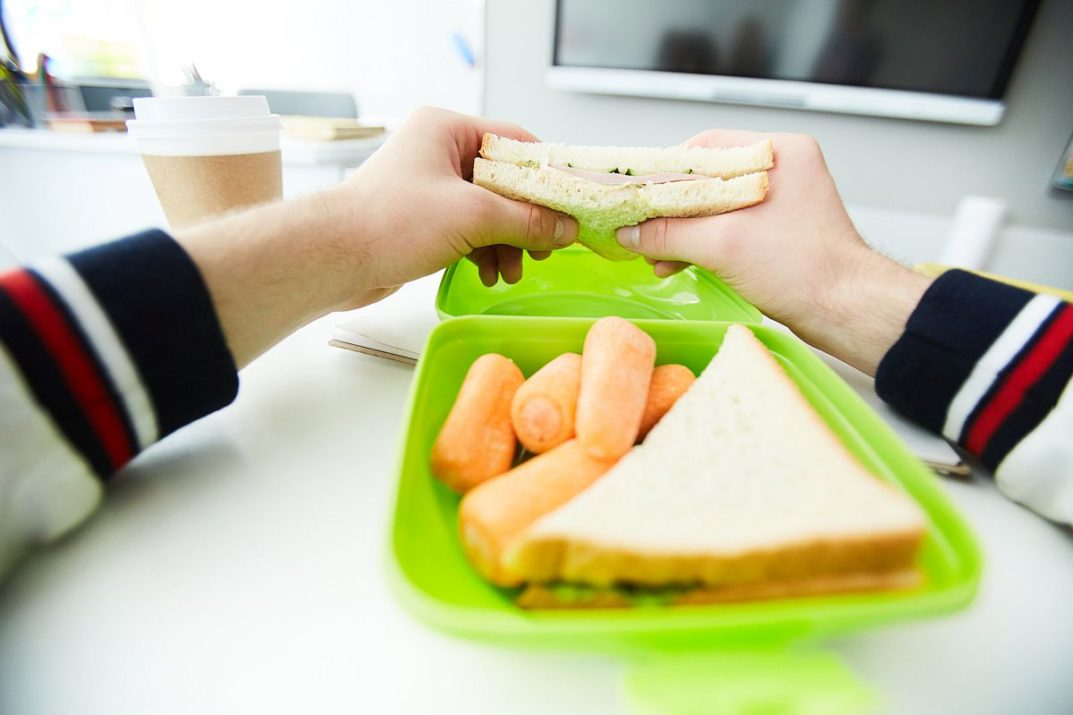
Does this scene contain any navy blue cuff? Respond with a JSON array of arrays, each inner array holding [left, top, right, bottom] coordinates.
[[66, 229, 239, 439], [875, 269, 1035, 434]]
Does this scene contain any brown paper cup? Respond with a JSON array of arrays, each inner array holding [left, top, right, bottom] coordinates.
[[127, 96, 283, 229]]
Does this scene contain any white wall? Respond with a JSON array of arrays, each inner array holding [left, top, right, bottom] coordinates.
[[483, 0, 1073, 289], [5, 0, 484, 122], [138, 0, 483, 121]]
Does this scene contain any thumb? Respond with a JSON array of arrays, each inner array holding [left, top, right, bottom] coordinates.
[[615, 217, 716, 263], [468, 189, 578, 252]]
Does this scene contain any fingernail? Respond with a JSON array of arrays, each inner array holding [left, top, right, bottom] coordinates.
[[553, 217, 572, 247], [617, 225, 640, 249]]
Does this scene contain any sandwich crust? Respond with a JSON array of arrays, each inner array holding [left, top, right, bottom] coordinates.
[[509, 528, 924, 588], [516, 569, 923, 610]]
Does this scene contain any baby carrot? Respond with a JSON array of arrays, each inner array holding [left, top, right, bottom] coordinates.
[[637, 364, 696, 440], [458, 439, 616, 586], [575, 317, 656, 460], [431, 353, 525, 493], [511, 352, 582, 454]]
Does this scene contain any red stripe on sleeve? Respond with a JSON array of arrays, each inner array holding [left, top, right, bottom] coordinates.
[[0, 270, 134, 469], [966, 304, 1073, 455]]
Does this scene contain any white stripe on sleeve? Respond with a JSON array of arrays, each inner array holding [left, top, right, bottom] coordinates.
[[0, 344, 103, 578], [994, 379, 1073, 525], [942, 294, 1060, 442], [32, 257, 159, 449]]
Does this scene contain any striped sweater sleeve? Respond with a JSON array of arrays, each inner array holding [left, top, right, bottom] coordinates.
[[876, 269, 1073, 524], [0, 229, 238, 575]]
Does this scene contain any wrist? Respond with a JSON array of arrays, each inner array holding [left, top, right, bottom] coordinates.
[[800, 247, 932, 375], [316, 176, 399, 311], [304, 184, 372, 312]]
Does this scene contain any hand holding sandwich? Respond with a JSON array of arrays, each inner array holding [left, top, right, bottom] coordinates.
[[344, 108, 579, 290], [178, 108, 578, 366], [616, 129, 932, 376]]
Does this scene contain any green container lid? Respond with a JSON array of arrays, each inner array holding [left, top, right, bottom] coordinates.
[[436, 247, 762, 322], [389, 317, 981, 654]]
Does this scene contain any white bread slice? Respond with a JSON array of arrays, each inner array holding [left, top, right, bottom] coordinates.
[[480, 134, 773, 179], [506, 325, 927, 588], [472, 158, 768, 261]]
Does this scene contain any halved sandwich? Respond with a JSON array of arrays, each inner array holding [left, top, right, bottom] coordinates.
[[472, 134, 773, 260], [501, 325, 928, 609]]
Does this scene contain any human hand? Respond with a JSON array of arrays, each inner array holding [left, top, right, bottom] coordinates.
[[176, 108, 576, 367], [331, 107, 577, 300], [614, 129, 930, 374]]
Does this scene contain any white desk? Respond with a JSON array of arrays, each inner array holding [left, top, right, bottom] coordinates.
[[0, 305, 1072, 714]]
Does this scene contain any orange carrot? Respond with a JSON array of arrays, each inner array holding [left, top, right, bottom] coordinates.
[[458, 439, 616, 586], [637, 364, 696, 440], [575, 316, 656, 460], [511, 352, 582, 454], [431, 353, 524, 493]]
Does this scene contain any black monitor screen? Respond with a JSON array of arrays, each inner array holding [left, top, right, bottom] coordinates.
[[554, 0, 1039, 99]]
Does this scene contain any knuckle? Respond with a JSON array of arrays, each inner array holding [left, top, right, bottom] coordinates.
[[647, 217, 671, 256], [411, 106, 455, 131], [406, 107, 431, 128], [686, 130, 714, 147], [791, 133, 822, 157], [525, 204, 553, 249], [717, 212, 742, 234], [413, 105, 440, 120], [467, 186, 489, 216], [718, 229, 746, 262], [467, 190, 498, 233]]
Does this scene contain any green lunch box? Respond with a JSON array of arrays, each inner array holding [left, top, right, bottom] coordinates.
[[388, 249, 981, 711]]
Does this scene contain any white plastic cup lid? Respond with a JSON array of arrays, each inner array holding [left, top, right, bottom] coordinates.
[[127, 95, 281, 156], [132, 95, 272, 123]]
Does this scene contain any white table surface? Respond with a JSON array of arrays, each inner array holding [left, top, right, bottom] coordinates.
[[1, 309, 1072, 714]]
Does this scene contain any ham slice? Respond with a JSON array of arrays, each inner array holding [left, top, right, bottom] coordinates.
[[550, 164, 705, 185]]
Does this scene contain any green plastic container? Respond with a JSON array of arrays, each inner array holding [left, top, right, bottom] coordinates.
[[436, 247, 762, 323], [394, 253, 980, 711], [389, 317, 982, 654]]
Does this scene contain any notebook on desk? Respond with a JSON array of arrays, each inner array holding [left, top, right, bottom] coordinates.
[[329, 273, 441, 364], [329, 274, 966, 475]]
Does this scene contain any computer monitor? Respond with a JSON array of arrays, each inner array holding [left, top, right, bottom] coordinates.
[[549, 0, 1040, 126]]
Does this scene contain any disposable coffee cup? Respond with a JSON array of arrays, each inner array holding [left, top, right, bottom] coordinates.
[[127, 96, 283, 229]]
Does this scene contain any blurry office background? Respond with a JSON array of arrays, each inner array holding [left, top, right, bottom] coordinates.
[[2, 0, 484, 118], [2, 0, 1071, 287]]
